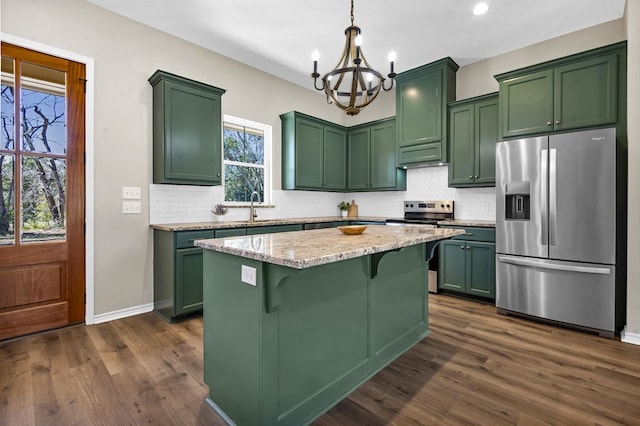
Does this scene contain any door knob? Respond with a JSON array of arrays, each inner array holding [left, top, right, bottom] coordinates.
[[475, 175, 479, 179], [468, 176, 473, 179], [546, 121, 552, 126], [555, 120, 560, 125]]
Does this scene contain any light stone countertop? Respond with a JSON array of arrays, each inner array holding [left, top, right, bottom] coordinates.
[[195, 225, 465, 269], [150, 216, 393, 231], [437, 219, 495, 228]]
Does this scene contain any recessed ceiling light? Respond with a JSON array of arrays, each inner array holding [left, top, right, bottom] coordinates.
[[473, 2, 489, 15]]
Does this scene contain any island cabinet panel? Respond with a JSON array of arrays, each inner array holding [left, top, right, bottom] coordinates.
[[149, 70, 225, 185], [496, 42, 626, 139], [438, 226, 496, 300], [395, 57, 458, 167], [448, 94, 498, 187], [202, 243, 429, 425]]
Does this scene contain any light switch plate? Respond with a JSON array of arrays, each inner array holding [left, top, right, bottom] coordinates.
[[122, 186, 142, 200], [122, 201, 142, 214], [241, 265, 257, 286]]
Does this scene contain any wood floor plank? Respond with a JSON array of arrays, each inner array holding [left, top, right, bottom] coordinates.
[[2, 294, 640, 425], [0, 340, 34, 425]]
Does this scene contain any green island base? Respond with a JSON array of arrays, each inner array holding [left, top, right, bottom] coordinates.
[[202, 242, 433, 425]]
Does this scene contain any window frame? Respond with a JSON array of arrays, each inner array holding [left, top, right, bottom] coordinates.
[[222, 114, 272, 205]]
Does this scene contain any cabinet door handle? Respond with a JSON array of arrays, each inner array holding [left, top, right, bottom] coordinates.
[[468, 175, 473, 179], [460, 245, 465, 249], [466, 233, 474, 236], [555, 120, 560, 125], [546, 121, 552, 126], [216, 172, 221, 177], [474, 175, 479, 179]]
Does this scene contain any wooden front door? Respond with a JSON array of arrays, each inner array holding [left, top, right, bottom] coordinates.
[[0, 43, 86, 340]]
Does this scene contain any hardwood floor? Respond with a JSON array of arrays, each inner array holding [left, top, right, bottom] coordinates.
[[2, 294, 639, 425]]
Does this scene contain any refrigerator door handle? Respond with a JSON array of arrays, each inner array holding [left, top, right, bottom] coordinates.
[[541, 149, 548, 246], [549, 149, 557, 245], [497, 255, 612, 275]]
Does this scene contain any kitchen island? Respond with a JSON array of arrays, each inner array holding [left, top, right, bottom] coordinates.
[[195, 225, 464, 425]]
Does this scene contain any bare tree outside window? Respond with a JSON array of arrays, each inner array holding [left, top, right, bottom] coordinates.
[[1, 59, 67, 245], [223, 116, 271, 204]]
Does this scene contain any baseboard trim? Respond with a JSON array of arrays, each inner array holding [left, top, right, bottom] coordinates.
[[93, 303, 154, 324], [621, 327, 640, 345]]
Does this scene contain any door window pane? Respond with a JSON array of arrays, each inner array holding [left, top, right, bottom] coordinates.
[[20, 62, 66, 155], [0, 154, 15, 246], [1, 56, 15, 151], [21, 156, 66, 243], [1, 57, 16, 246]]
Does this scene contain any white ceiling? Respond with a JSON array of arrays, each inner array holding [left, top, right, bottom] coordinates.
[[86, 0, 626, 89]]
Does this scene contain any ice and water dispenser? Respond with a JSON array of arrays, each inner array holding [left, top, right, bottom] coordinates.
[[504, 181, 530, 220]]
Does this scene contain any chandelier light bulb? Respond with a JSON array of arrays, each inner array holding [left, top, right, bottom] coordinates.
[[312, 50, 320, 61], [366, 73, 374, 82], [355, 35, 363, 46], [388, 51, 396, 62]]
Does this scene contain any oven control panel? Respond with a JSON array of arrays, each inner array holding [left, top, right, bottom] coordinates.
[[404, 200, 453, 214]]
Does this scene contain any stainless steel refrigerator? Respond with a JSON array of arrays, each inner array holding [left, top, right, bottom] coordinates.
[[495, 127, 624, 338]]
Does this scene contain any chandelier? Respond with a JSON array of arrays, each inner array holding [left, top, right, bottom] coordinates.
[[311, 0, 396, 116]]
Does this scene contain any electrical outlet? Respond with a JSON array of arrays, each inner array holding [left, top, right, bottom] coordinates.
[[122, 201, 142, 214], [241, 265, 257, 286], [122, 186, 142, 200]]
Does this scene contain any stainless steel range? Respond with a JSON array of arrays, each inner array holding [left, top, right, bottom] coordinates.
[[386, 200, 454, 227], [386, 201, 454, 292]]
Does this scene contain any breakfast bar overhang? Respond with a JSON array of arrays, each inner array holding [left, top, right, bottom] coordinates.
[[195, 225, 464, 425]]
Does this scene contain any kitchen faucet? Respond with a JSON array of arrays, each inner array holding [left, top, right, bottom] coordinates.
[[249, 191, 260, 222]]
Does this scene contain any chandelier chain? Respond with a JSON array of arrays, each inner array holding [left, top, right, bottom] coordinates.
[[350, 0, 354, 26]]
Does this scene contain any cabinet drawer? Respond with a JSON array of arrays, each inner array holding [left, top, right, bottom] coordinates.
[[215, 228, 247, 238], [246, 224, 303, 235], [440, 226, 495, 242], [176, 230, 215, 249]]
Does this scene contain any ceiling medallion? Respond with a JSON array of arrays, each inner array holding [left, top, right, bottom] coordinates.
[[311, 0, 396, 115]]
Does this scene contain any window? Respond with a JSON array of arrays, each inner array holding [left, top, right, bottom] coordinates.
[[223, 115, 271, 204]]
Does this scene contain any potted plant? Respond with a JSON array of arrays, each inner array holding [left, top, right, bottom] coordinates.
[[338, 201, 350, 217], [212, 203, 228, 221]]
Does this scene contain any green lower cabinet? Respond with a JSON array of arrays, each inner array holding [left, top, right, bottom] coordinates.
[[438, 227, 496, 300], [175, 247, 205, 315], [154, 229, 215, 322]]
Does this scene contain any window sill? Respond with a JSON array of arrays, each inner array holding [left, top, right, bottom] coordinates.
[[224, 204, 276, 209]]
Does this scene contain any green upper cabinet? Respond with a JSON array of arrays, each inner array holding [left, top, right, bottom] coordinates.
[[496, 42, 626, 139], [282, 112, 404, 192], [347, 127, 370, 190], [448, 94, 498, 187], [149, 70, 226, 185], [395, 57, 458, 167], [348, 118, 406, 191], [281, 111, 347, 191]]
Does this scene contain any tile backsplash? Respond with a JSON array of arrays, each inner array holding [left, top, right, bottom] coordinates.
[[149, 166, 496, 224]]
